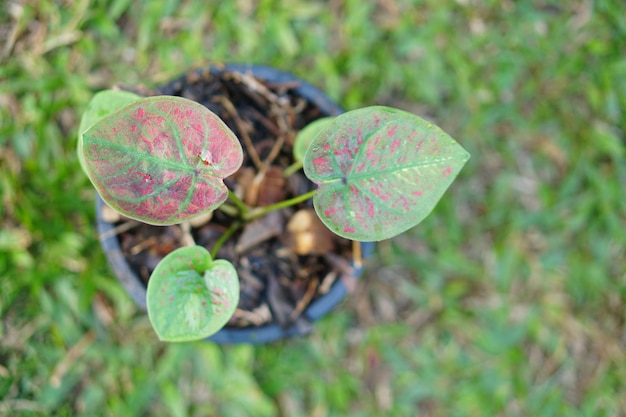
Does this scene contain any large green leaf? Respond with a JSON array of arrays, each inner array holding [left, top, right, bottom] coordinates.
[[303, 106, 470, 241], [147, 246, 239, 342], [81, 96, 243, 225]]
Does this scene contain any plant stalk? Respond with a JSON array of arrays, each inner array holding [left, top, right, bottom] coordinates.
[[218, 203, 239, 217], [211, 221, 242, 258], [227, 190, 249, 216], [282, 160, 303, 177], [244, 189, 317, 221]]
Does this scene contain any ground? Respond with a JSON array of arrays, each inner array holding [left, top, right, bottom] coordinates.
[[1, 1, 625, 416]]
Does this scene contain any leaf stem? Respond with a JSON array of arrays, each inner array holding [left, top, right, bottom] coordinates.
[[227, 190, 249, 216], [244, 189, 317, 221], [218, 203, 238, 217], [282, 160, 303, 178], [211, 221, 242, 258]]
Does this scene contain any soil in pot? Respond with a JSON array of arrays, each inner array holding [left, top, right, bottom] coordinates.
[[105, 66, 359, 333]]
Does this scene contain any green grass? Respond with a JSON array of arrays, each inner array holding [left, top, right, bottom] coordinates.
[[1, 0, 625, 415]]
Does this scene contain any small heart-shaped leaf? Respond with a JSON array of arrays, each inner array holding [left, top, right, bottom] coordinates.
[[303, 106, 470, 241], [78, 90, 142, 173], [81, 96, 244, 225], [147, 246, 239, 342], [293, 117, 333, 163]]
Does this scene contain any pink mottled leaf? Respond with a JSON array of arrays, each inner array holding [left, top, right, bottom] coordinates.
[[303, 106, 470, 241], [147, 246, 239, 342], [81, 96, 243, 225]]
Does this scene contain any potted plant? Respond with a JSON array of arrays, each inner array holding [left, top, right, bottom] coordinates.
[[79, 65, 469, 343]]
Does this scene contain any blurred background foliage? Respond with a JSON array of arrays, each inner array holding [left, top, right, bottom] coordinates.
[[1, 0, 625, 415]]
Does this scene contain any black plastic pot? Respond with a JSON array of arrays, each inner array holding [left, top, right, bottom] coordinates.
[[95, 64, 374, 344]]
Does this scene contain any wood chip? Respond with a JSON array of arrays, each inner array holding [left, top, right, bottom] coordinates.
[[258, 168, 287, 205], [101, 203, 122, 222], [235, 210, 284, 254], [188, 211, 213, 228], [285, 208, 335, 255]]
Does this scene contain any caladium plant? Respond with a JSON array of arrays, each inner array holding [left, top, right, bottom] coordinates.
[[79, 90, 469, 342]]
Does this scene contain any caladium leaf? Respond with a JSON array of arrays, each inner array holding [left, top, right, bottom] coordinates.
[[293, 117, 333, 163], [81, 96, 243, 225], [147, 246, 239, 342], [303, 106, 470, 241], [78, 90, 142, 174]]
